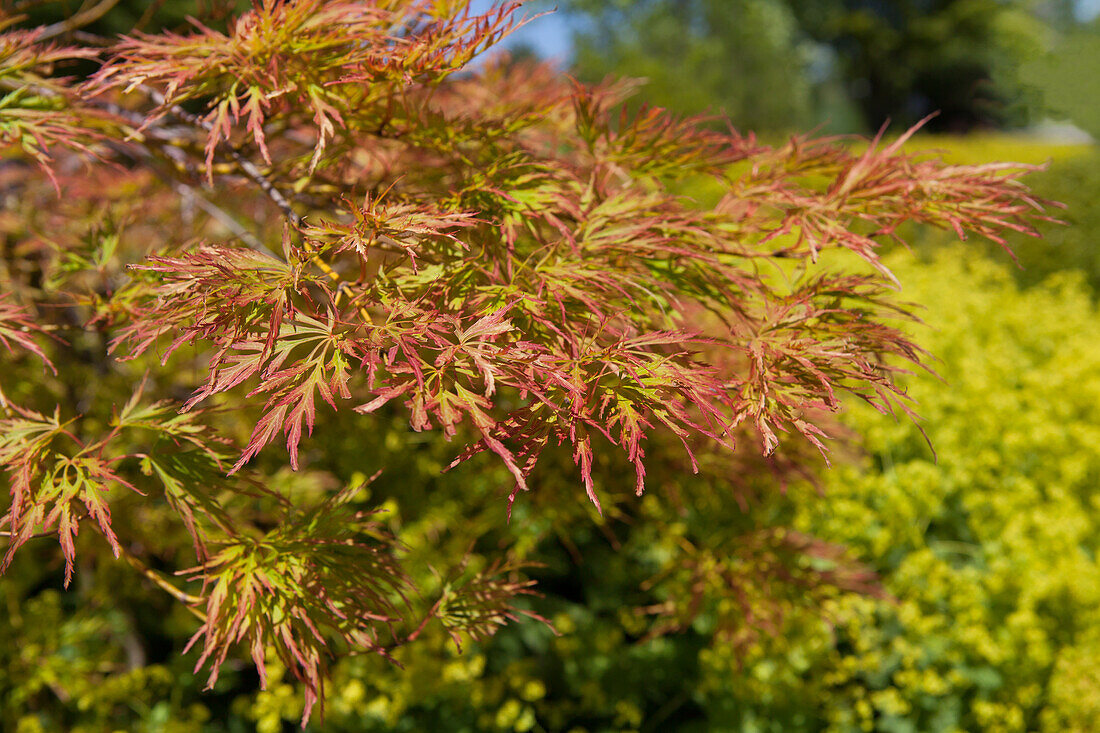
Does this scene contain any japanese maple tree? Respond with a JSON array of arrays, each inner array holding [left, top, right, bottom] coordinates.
[[0, 0, 1049, 724]]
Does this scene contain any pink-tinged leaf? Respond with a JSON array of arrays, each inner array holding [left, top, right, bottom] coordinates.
[[459, 307, 515, 342], [573, 434, 601, 514], [354, 383, 413, 414], [0, 297, 58, 375], [232, 403, 288, 473]]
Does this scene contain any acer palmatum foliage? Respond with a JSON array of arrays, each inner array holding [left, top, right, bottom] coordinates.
[[0, 0, 1049, 723]]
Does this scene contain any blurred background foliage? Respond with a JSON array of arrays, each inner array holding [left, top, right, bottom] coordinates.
[[552, 0, 1095, 135], [6, 0, 1100, 731]]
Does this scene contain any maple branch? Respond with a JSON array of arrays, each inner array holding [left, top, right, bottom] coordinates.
[[132, 87, 376, 320], [171, 180, 274, 255], [18, 73, 375, 304], [143, 86, 303, 227], [29, 68, 302, 233], [2, 519, 203, 618], [3, 77, 280, 258], [36, 0, 122, 42], [101, 136, 279, 258], [115, 541, 206, 615], [0, 526, 65, 540], [75, 519, 205, 614]]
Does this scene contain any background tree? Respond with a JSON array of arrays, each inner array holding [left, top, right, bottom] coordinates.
[[1019, 15, 1100, 139], [556, 0, 1059, 132], [555, 0, 819, 132], [786, 0, 1051, 131]]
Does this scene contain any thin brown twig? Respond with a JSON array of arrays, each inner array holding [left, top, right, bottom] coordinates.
[[143, 86, 303, 226], [7, 76, 282, 259], [114, 542, 207, 618], [134, 0, 169, 32], [0, 526, 66, 540], [101, 137, 279, 258], [2, 520, 204, 618], [73, 522, 206, 616], [18, 72, 366, 316], [36, 0, 122, 41], [139, 86, 381, 321]]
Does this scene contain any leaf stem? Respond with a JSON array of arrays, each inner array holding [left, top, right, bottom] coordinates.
[[36, 0, 122, 41], [106, 534, 207, 618], [143, 86, 302, 226]]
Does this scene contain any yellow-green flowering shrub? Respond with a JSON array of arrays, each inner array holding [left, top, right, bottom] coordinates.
[[698, 250, 1100, 731]]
